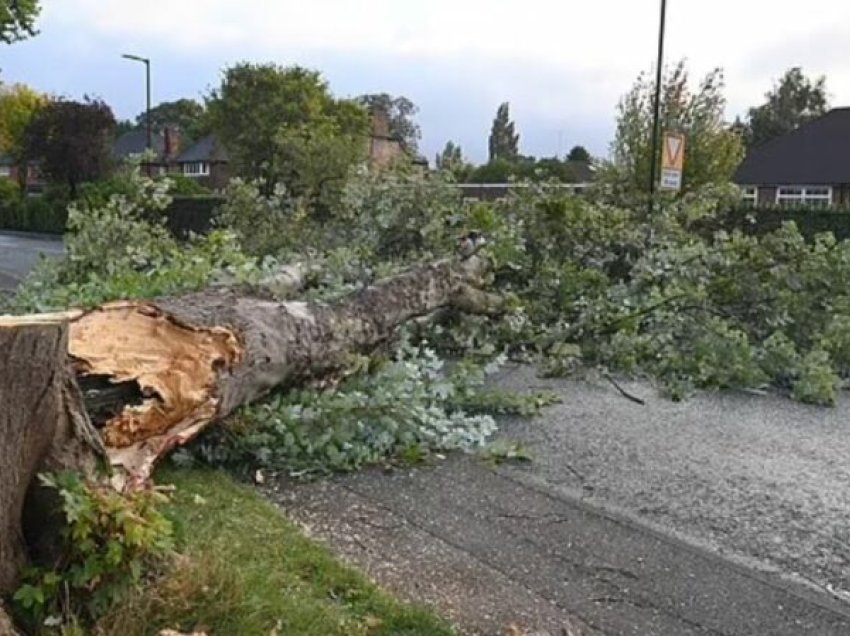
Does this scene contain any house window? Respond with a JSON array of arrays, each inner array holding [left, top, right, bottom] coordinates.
[[0, 166, 10, 178], [776, 186, 832, 208], [183, 162, 210, 177], [741, 186, 757, 205]]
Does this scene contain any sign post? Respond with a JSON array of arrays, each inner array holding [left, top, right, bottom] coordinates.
[[659, 132, 685, 192]]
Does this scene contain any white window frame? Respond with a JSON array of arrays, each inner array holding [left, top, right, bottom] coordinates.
[[182, 161, 210, 177], [741, 186, 757, 205], [0, 166, 10, 178], [776, 185, 832, 207]]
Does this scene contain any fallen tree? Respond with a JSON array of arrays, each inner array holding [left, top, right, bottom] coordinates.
[[0, 254, 502, 604]]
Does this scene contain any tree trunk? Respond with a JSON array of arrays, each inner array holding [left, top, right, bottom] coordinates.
[[69, 255, 503, 484], [1, 601, 22, 636], [0, 316, 103, 597], [0, 255, 500, 610]]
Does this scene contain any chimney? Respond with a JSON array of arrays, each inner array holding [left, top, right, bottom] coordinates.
[[371, 108, 391, 139], [163, 127, 182, 162]]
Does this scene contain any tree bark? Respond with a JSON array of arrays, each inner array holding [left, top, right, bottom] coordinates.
[[0, 315, 103, 597], [1, 601, 22, 636], [69, 255, 503, 484]]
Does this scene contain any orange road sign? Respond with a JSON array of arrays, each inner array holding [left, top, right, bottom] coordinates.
[[660, 132, 685, 191]]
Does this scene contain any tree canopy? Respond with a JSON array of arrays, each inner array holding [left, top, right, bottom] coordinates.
[[488, 103, 519, 162], [357, 93, 421, 153], [207, 63, 370, 202], [0, 83, 47, 162], [741, 67, 829, 149], [567, 145, 591, 162], [0, 0, 39, 43], [136, 98, 209, 143], [24, 98, 116, 196], [435, 140, 471, 180], [610, 61, 743, 193]]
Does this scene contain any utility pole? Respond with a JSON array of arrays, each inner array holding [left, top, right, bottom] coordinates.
[[648, 0, 668, 212]]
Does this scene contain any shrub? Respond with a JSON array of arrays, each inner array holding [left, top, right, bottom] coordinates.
[[12, 472, 174, 629]]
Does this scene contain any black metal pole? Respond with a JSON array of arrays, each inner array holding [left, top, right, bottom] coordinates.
[[145, 59, 152, 153], [648, 0, 668, 211]]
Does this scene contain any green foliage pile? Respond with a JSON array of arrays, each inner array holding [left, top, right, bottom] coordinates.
[[11, 169, 260, 313], [208, 167, 850, 407], [176, 343, 556, 477]]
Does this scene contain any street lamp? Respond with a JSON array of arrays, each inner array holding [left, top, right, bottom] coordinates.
[[648, 0, 668, 210], [121, 53, 151, 153]]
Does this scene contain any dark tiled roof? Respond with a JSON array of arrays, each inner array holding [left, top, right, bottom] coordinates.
[[112, 130, 165, 160], [0, 154, 14, 166], [176, 135, 228, 163], [734, 108, 850, 185], [564, 160, 597, 182]]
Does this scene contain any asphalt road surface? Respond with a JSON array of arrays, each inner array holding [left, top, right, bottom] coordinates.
[[0, 231, 64, 290], [272, 366, 850, 635]]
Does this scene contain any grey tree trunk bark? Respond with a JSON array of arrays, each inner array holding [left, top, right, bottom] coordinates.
[[71, 255, 502, 484], [0, 316, 103, 598]]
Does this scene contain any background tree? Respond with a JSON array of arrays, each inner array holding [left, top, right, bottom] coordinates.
[[357, 93, 421, 153], [610, 61, 743, 193], [0, 83, 46, 188], [488, 102, 519, 162], [207, 63, 370, 199], [567, 145, 591, 162], [742, 67, 829, 148], [24, 98, 116, 196], [136, 98, 209, 143], [435, 140, 471, 180], [0, 0, 39, 43]]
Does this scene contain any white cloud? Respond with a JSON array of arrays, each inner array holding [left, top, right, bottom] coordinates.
[[33, 0, 850, 158]]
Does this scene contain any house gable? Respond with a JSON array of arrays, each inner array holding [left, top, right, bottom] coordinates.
[[734, 108, 850, 186]]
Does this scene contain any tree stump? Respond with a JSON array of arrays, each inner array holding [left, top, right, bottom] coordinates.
[[0, 315, 102, 597]]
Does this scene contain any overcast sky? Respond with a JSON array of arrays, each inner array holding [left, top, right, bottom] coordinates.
[[2, 1, 850, 163]]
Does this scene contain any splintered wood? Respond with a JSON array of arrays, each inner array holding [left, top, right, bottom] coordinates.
[[69, 302, 243, 480]]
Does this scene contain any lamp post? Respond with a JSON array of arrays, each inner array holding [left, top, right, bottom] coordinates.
[[648, 0, 668, 211], [121, 53, 152, 153]]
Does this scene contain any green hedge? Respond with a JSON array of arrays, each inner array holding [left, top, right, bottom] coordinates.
[[0, 194, 68, 234], [0, 192, 222, 239], [702, 206, 850, 241], [162, 196, 223, 239]]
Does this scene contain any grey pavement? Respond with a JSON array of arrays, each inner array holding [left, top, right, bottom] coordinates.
[[0, 231, 64, 290], [269, 366, 850, 635]]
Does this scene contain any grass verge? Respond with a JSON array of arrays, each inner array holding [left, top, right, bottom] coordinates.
[[96, 467, 453, 636]]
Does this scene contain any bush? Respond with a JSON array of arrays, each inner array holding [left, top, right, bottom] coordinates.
[[12, 472, 174, 630], [0, 190, 68, 234], [708, 205, 850, 241]]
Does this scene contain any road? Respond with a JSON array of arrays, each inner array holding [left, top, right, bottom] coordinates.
[[271, 366, 850, 635], [0, 231, 64, 290]]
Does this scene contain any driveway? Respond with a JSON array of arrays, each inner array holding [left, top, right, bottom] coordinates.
[[0, 231, 64, 290]]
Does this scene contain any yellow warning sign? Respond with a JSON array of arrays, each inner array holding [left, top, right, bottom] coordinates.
[[661, 133, 685, 172]]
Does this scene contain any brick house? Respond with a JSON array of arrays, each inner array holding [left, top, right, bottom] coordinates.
[[107, 107, 425, 191], [0, 153, 46, 195], [734, 108, 850, 207], [174, 135, 230, 190]]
